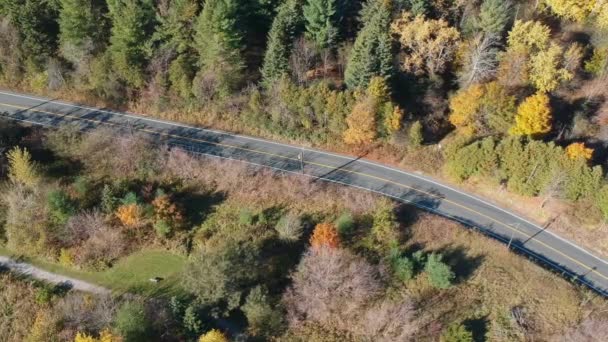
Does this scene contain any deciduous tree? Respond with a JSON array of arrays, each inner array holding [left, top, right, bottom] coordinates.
[[343, 98, 377, 145], [310, 222, 340, 248], [199, 329, 228, 342], [7, 146, 40, 187], [391, 12, 460, 77], [565, 142, 593, 161], [510, 92, 552, 137]]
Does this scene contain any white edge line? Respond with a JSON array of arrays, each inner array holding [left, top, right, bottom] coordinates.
[[1, 89, 607, 267], [2, 113, 607, 295]]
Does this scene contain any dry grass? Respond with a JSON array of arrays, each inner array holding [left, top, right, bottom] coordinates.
[[403, 212, 608, 341]]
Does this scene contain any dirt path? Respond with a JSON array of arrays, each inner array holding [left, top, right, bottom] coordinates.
[[0, 256, 111, 295]]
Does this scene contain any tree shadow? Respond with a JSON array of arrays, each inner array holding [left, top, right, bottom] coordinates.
[[464, 316, 489, 342], [438, 245, 485, 284], [177, 189, 227, 229]]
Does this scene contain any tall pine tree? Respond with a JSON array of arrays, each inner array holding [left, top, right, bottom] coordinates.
[[193, 0, 245, 98], [303, 0, 338, 50], [344, 0, 393, 89], [107, 0, 156, 88], [260, 0, 302, 86], [58, 0, 105, 63], [476, 0, 512, 36]]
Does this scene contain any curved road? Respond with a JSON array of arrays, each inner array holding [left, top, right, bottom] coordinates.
[[1, 89, 608, 296]]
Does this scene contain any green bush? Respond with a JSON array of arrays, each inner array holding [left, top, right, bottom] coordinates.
[[47, 190, 76, 225], [114, 301, 150, 342], [425, 253, 455, 289], [392, 255, 415, 282], [335, 211, 355, 236], [154, 220, 172, 238], [239, 208, 255, 226], [441, 323, 473, 342], [242, 285, 285, 338]]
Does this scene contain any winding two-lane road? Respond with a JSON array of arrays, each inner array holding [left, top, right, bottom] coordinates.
[[1, 89, 607, 296]]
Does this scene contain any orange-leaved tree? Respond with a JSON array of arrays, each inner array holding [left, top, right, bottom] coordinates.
[[152, 194, 184, 228], [566, 142, 593, 161], [509, 92, 552, 137], [116, 204, 143, 228], [448, 83, 485, 133], [310, 222, 340, 248]]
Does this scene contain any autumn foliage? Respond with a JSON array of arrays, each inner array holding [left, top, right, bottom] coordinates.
[[309, 223, 340, 248], [74, 329, 121, 342], [116, 204, 143, 228], [343, 99, 377, 145], [509, 92, 552, 137], [152, 194, 184, 228], [199, 329, 229, 342], [566, 143, 593, 161]]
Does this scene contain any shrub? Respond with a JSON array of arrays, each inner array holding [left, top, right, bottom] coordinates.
[[116, 204, 143, 228], [154, 220, 172, 238], [47, 190, 76, 225], [309, 223, 340, 248], [113, 301, 150, 342], [242, 286, 285, 338], [335, 211, 355, 236], [441, 323, 473, 342], [425, 253, 455, 289], [409, 121, 423, 147], [275, 213, 303, 242], [239, 208, 254, 226], [390, 254, 415, 282]]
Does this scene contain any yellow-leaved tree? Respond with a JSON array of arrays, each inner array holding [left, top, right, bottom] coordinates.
[[448, 84, 485, 133], [510, 92, 552, 137], [384, 106, 404, 136], [566, 142, 593, 161], [75, 328, 122, 342], [507, 20, 550, 53], [343, 98, 377, 145], [544, 0, 595, 22], [199, 329, 229, 342], [366, 76, 390, 104], [529, 43, 573, 92], [391, 12, 460, 77], [7, 146, 40, 187]]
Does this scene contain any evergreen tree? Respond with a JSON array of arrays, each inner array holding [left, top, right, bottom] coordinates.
[[344, 0, 393, 89], [107, 0, 156, 88], [193, 0, 245, 97], [58, 0, 103, 62], [425, 253, 455, 289], [303, 0, 338, 50], [476, 0, 512, 36], [1, 0, 59, 64], [261, 0, 302, 86]]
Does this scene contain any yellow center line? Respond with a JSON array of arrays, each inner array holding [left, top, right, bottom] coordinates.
[[3, 102, 607, 282]]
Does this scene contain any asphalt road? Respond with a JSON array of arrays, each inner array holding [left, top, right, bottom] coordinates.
[[1, 89, 608, 296]]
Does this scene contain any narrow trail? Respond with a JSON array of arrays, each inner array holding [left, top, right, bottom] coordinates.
[[0, 255, 111, 294]]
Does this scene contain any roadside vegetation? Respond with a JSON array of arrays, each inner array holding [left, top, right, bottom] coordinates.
[[2, 0, 608, 257], [1, 122, 607, 341]]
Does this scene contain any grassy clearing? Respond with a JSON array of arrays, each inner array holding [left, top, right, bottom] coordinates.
[[0, 247, 187, 297]]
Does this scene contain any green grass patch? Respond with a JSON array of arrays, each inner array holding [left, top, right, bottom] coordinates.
[[0, 246, 188, 297]]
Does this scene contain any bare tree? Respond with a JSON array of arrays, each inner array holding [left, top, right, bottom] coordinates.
[[0, 18, 23, 82], [459, 33, 500, 87], [290, 37, 316, 85], [63, 210, 109, 247]]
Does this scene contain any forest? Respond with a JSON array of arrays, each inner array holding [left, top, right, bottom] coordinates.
[[2, 0, 608, 340], [2, 0, 608, 253], [1, 121, 607, 341]]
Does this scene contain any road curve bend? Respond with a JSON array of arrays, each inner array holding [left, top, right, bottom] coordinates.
[[1, 89, 607, 296]]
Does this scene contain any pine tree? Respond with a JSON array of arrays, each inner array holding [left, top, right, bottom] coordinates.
[[344, 0, 393, 89], [107, 0, 156, 88], [425, 253, 455, 289], [58, 0, 101, 62], [475, 0, 512, 35], [7, 146, 40, 187], [1, 0, 59, 64], [193, 0, 245, 97], [261, 0, 302, 86], [303, 0, 338, 50]]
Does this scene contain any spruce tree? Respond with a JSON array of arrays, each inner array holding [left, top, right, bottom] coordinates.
[[193, 0, 245, 97], [1, 0, 59, 64], [260, 0, 302, 86], [58, 0, 101, 62], [107, 0, 156, 88], [303, 0, 338, 50], [344, 0, 393, 89], [476, 0, 512, 36]]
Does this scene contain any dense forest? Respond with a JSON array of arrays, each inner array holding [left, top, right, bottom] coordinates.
[[1, 122, 607, 341], [3, 0, 608, 244]]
